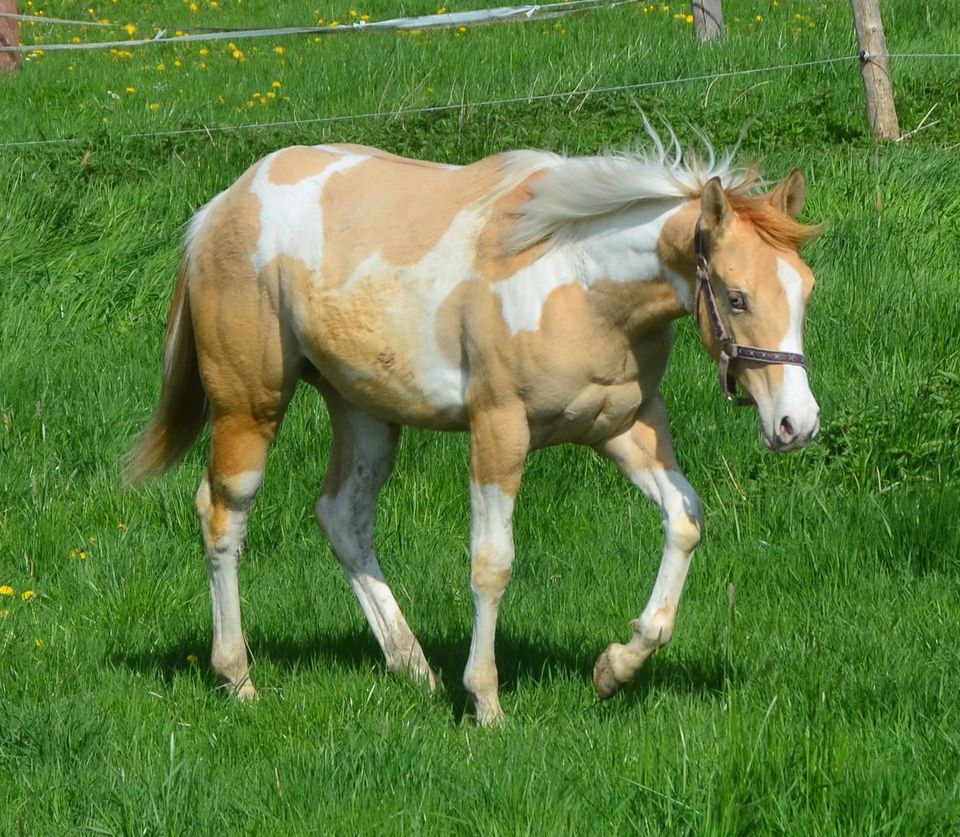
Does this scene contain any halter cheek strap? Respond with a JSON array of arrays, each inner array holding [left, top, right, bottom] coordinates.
[[694, 217, 808, 405]]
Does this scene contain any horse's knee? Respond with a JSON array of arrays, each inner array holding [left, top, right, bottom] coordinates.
[[471, 546, 513, 603]]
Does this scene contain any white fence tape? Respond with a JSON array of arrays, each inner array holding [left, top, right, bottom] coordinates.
[[0, 1, 634, 52]]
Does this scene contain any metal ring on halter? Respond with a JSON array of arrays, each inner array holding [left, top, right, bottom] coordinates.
[[693, 217, 808, 405]]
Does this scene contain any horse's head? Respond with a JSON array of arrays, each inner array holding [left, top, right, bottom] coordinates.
[[696, 170, 822, 452]]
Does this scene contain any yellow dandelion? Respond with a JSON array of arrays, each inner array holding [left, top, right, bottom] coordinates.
[[271, 80, 282, 88], [35, 638, 46, 648], [232, 49, 244, 60], [199, 47, 209, 56], [0, 586, 13, 596], [755, 14, 763, 22], [189, 1, 198, 10], [174, 59, 182, 67], [117, 522, 127, 530], [274, 45, 284, 55], [199, 61, 208, 70], [348, 9, 358, 18], [22, 591, 35, 601], [360, 14, 370, 21], [79, 551, 88, 559], [187, 653, 199, 664], [125, 22, 136, 35], [71, 36, 82, 44], [685, 14, 694, 23]]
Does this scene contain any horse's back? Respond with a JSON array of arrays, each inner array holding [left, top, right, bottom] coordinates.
[[183, 144, 552, 428]]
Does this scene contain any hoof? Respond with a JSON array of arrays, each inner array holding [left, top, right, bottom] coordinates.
[[221, 676, 257, 701], [236, 681, 258, 701], [593, 647, 623, 700], [387, 659, 439, 693], [475, 698, 506, 727], [411, 663, 439, 694]]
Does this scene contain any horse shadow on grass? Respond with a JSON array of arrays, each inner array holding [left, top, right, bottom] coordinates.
[[112, 625, 742, 720]]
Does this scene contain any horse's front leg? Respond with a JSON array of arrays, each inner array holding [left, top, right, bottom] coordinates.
[[463, 405, 530, 726], [592, 394, 704, 699]]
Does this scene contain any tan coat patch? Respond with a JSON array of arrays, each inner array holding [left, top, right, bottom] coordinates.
[[319, 154, 510, 289], [267, 146, 339, 185]]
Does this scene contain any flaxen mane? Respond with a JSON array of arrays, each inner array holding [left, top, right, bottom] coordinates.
[[503, 127, 820, 253]]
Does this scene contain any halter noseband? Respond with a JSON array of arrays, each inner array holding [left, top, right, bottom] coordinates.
[[694, 216, 808, 405]]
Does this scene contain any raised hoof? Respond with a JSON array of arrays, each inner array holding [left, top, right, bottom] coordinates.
[[593, 647, 623, 700]]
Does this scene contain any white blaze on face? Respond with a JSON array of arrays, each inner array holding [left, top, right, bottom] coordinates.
[[766, 257, 820, 445]]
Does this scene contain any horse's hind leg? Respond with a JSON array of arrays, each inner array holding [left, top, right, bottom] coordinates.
[[315, 393, 436, 689], [196, 411, 284, 699]]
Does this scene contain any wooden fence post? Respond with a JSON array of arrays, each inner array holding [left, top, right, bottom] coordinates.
[[0, 0, 20, 73], [692, 0, 724, 41], [850, 0, 900, 140]]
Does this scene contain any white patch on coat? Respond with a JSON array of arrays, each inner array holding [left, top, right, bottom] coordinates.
[[249, 149, 367, 274], [493, 202, 683, 334]]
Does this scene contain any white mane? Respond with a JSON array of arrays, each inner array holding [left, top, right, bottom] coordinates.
[[502, 126, 757, 253]]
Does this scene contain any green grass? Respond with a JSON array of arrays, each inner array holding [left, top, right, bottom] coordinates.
[[2, 0, 960, 833]]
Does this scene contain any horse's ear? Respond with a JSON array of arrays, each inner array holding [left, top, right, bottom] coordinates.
[[700, 177, 732, 235], [768, 168, 806, 218]]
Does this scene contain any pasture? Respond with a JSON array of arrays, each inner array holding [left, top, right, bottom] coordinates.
[[2, 0, 959, 832]]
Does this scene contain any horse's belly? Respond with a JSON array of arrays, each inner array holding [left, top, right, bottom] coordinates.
[[296, 285, 469, 429]]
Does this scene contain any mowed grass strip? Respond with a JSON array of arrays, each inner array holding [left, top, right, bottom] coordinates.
[[1, 0, 959, 833]]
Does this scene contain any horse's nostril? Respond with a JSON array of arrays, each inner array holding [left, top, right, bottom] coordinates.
[[779, 415, 795, 441]]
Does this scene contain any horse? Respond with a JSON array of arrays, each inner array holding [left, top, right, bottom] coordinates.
[[126, 132, 822, 725]]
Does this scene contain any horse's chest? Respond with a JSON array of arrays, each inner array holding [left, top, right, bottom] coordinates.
[[522, 331, 672, 447]]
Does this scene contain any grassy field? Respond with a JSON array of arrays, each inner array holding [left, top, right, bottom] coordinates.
[[2, 0, 959, 832]]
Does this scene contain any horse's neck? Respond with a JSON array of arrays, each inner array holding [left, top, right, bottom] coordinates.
[[572, 201, 694, 335]]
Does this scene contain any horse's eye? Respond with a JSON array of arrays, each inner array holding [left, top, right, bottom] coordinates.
[[728, 290, 747, 312]]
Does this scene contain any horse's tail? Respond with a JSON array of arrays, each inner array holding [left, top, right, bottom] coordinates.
[[124, 253, 208, 486]]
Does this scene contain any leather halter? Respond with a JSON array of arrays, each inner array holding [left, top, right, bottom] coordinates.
[[694, 217, 808, 405]]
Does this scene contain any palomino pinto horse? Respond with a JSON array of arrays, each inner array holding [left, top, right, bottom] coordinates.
[[127, 136, 822, 725]]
